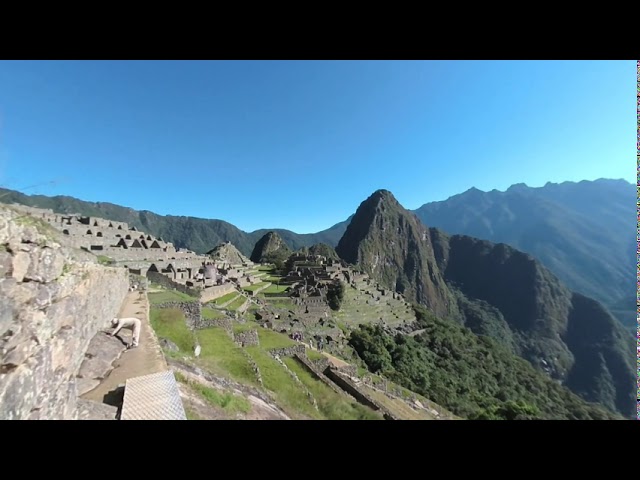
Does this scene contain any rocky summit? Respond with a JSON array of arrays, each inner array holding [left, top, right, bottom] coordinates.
[[335, 189, 635, 418], [250, 231, 291, 264]]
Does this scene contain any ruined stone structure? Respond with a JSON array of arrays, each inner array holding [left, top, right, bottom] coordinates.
[[0, 205, 129, 419], [6, 205, 239, 301]]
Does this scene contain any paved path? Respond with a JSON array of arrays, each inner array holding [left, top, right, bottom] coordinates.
[[81, 290, 168, 403]]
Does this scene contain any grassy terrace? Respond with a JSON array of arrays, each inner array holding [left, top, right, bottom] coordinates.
[[262, 275, 284, 283], [261, 284, 289, 295], [209, 291, 239, 306], [263, 297, 294, 309], [283, 357, 383, 420], [243, 282, 270, 293], [195, 327, 258, 385], [232, 321, 260, 333], [148, 290, 198, 305], [226, 296, 248, 311], [256, 265, 274, 272], [245, 346, 320, 419], [150, 308, 196, 352], [201, 308, 226, 320], [306, 349, 325, 361], [256, 327, 296, 350]]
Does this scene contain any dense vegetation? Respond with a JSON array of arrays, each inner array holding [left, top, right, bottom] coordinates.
[[326, 280, 345, 311], [348, 307, 622, 420]]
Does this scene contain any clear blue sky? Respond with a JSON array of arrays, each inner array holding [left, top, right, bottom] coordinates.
[[0, 60, 634, 233]]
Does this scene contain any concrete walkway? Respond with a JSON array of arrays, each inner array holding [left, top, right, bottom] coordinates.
[[81, 290, 168, 404]]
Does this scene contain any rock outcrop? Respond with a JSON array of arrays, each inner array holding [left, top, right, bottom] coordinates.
[[0, 205, 129, 419]]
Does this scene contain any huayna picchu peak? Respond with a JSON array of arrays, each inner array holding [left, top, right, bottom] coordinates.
[[335, 189, 635, 418]]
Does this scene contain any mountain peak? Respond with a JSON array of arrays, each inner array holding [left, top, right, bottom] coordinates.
[[507, 182, 529, 192], [250, 230, 291, 263], [368, 189, 397, 204]]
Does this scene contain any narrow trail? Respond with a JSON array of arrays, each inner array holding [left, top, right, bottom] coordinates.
[[81, 290, 167, 403]]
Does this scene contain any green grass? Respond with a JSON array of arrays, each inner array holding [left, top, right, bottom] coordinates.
[[264, 298, 294, 309], [195, 327, 257, 385], [256, 327, 296, 350], [209, 292, 239, 306], [175, 372, 251, 415], [148, 290, 198, 305], [245, 346, 320, 419], [243, 282, 270, 292], [201, 308, 226, 320], [262, 275, 284, 283], [283, 357, 383, 420], [261, 284, 289, 294], [96, 255, 115, 266], [149, 308, 195, 352], [257, 265, 274, 272], [226, 296, 248, 311], [233, 321, 260, 334], [306, 349, 325, 361]]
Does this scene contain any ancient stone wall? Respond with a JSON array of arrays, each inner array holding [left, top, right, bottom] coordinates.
[[233, 329, 259, 347], [267, 344, 306, 358], [336, 364, 358, 377], [147, 271, 200, 298], [200, 283, 236, 303], [0, 206, 129, 419], [294, 354, 345, 396], [311, 357, 330, 372], [324, 368, 398, 420], [197, 317, 233, 331]]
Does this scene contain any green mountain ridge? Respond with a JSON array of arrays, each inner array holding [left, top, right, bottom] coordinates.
[[336, 189, 635, 418]]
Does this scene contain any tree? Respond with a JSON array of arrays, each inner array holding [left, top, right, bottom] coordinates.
[[327, 280, 345, 311]]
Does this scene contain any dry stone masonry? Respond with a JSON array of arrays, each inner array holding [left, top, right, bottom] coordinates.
[[0, 205, 129, 419]]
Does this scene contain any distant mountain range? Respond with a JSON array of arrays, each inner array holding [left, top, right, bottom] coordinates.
[[413, 179, 636, 331], [1, 177, 634, 329], [336, 189, 635, 418]]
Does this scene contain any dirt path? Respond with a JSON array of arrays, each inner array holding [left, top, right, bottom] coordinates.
[[81, 290, 168, 403]]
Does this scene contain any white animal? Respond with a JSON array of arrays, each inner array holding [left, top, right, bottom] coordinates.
[[194, 344, 201, 357], [111, 317, 141, 348]]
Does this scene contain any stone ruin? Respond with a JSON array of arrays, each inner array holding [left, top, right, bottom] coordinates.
[[6, 204, 240, 297]]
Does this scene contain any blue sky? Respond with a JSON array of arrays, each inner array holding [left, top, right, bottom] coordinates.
[[0, 60, 634, 233]]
